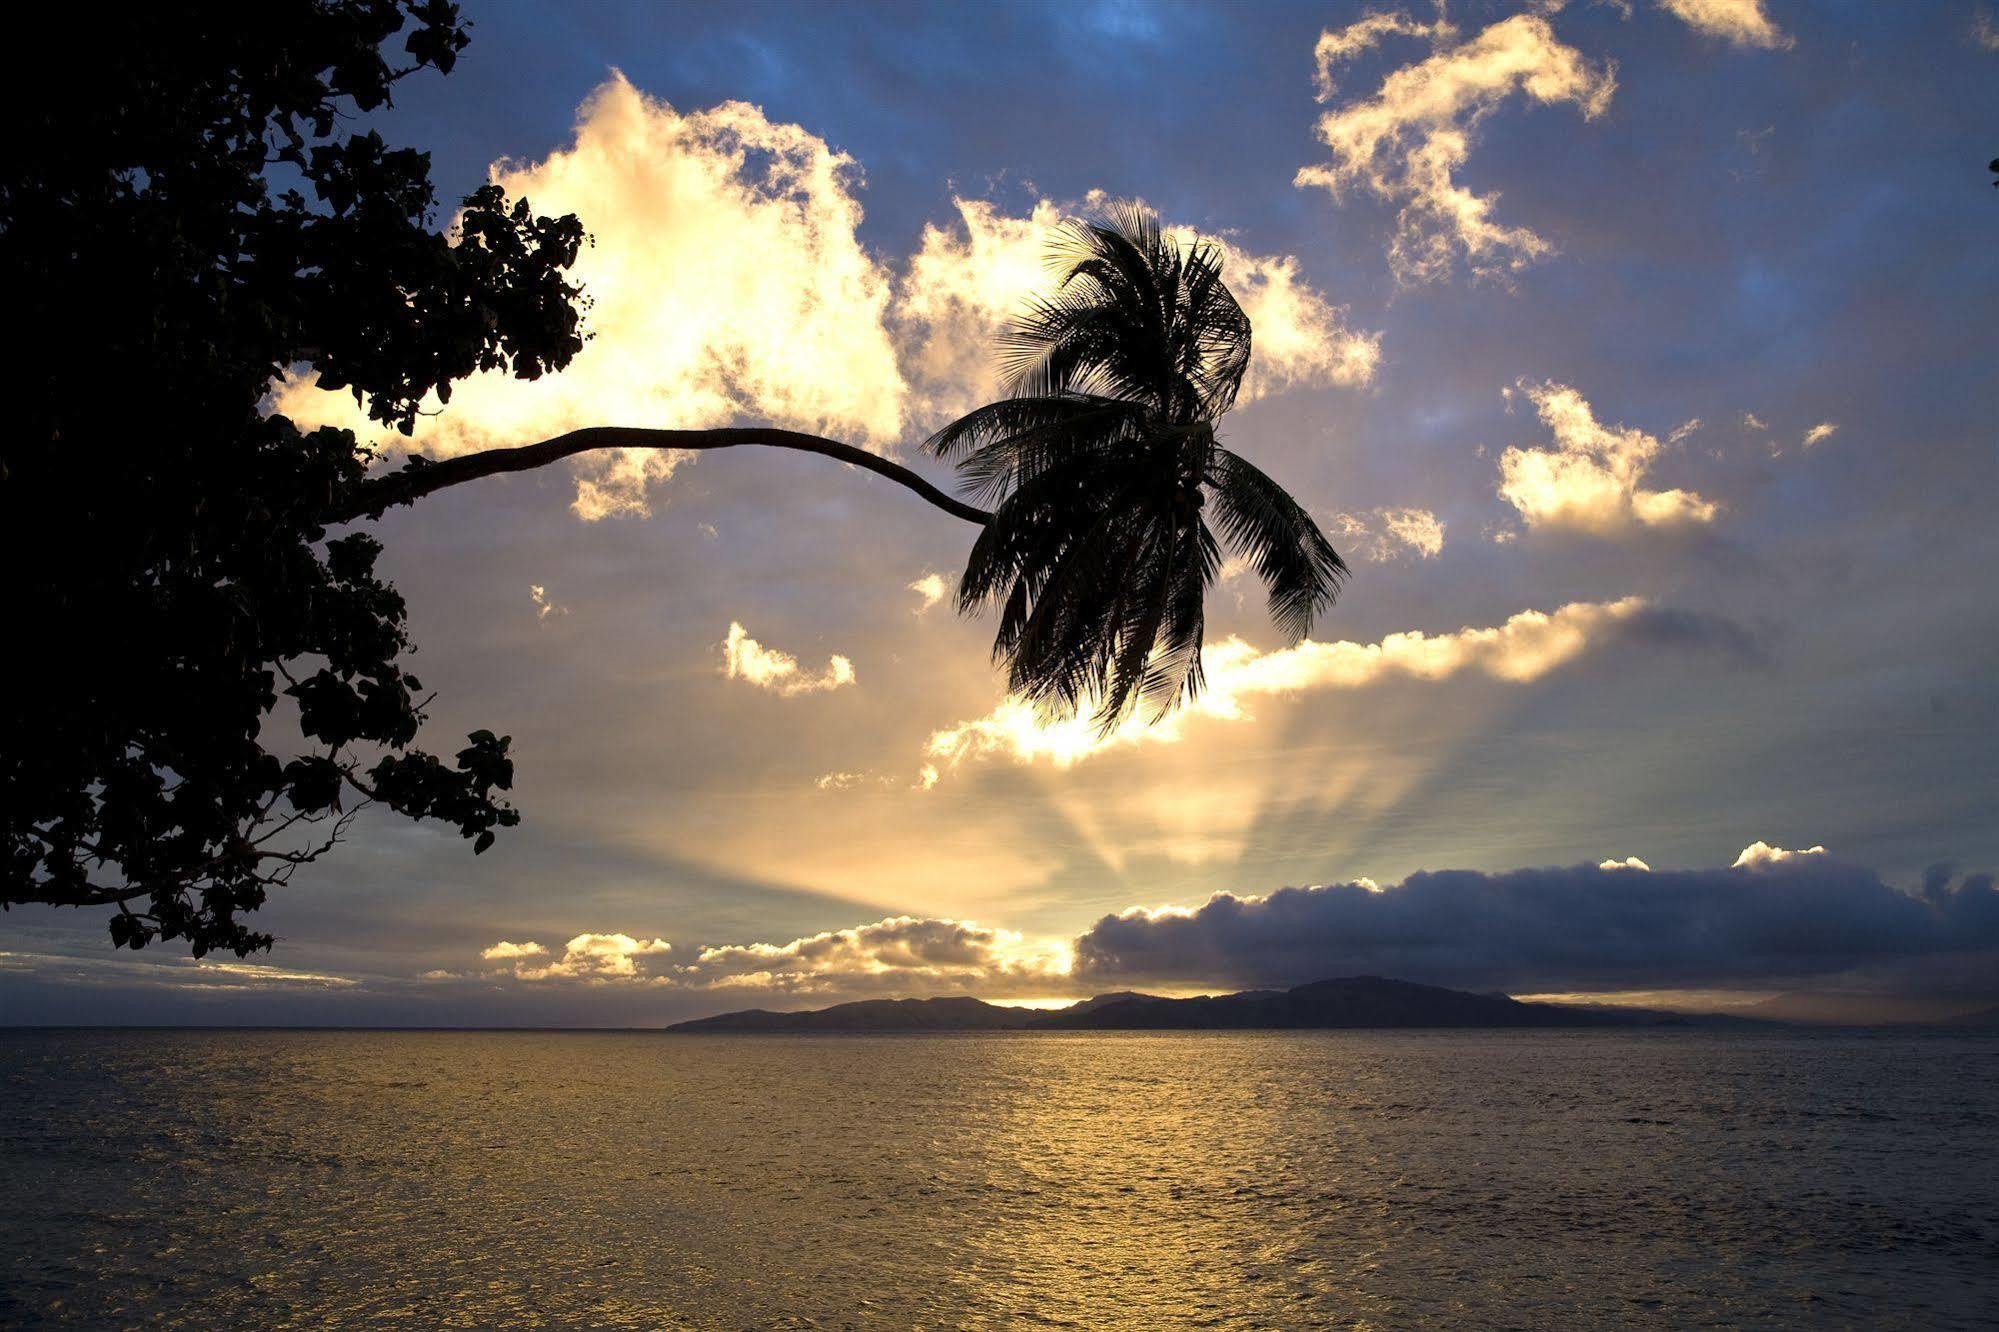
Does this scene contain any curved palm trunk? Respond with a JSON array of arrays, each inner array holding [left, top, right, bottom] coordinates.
[[328, 426, 993, 527]]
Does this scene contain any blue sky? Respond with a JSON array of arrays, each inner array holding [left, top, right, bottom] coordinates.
[[5, 0, 1996, 1024]]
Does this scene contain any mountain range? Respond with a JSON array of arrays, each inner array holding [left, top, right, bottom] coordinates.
[[664, 975, 1752, 1032]]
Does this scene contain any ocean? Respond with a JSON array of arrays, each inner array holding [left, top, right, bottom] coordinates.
[[2, 1028, 1994, 1328]]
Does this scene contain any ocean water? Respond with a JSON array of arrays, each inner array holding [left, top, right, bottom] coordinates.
[[1, 1029, 1994, 1329]]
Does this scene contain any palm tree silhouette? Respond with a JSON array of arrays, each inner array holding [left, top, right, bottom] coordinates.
[[928, 204, 1347, 729], [344, 203, 1345, 732]]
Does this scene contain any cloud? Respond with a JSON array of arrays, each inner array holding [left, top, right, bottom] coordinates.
[[1976, 9, 1999, 52], [677, 915, 1072, 994], [480, 941, 546, 960], [1802, 422, 1838, 448], [478, 917, 1071, 995], [925, 596, 1736, 772], [1311, 11, 1457, 100], [815, 768, 934, 793], [1497, 380, 1718, 533], [472, 848, 1999, 1006], [907, 572, 950, 613], [895, 193, 1380, 418], [1296, 12, 1616, 284], [529, 584, 566, 621], [0, 950, 361, 992], [1331, 506, 1446, 561], [1732, 840, 1825, 868], [272, 73, 908, 520], [1659, 0, 1793, 50], [1069, 848, 1999, 994], [721, 622, 856, 695], [492, 933, 672, 981]]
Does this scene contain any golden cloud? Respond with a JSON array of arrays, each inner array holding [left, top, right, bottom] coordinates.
[[1332, 506, 1446, 561], [476, 917, 1072, 995], [907, 572, 949, 614], [925, 596, 1654, 773], [273, 74, 908, 519], [1497, 380, 1717, 534], [1731, 840, 1827, 868], [1296, 11, 1616, 284], [493, 933, 672, 981], [721, 622, 856, 696], [1660, 0, 1793, 50]]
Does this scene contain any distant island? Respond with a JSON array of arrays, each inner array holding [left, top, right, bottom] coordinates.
[[665, 975, 1755, 1032]]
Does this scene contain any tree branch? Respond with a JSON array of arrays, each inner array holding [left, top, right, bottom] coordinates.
[[16, 878, 151, 909], [328, 426, 993, 526]]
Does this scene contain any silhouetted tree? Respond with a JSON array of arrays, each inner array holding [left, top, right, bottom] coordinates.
[[3, 2, 1343, 957], [2, 1, 585, 956], [928, 206, 1345, 726]]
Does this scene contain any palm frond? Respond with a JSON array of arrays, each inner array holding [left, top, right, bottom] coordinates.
[[924, 200, 1348, 731], [1206, 448, 1346, 640]]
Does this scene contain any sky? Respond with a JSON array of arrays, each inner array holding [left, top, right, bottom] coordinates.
[[5, 0, 1997, 1025]]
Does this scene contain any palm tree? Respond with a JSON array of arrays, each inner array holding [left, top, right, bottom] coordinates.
[[926, 203, 1347, 730], [342, 204, 1346, 734]]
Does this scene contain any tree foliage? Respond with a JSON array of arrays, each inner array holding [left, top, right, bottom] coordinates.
[[0, 1, 586, 955], [928, 205, 1347, 729]]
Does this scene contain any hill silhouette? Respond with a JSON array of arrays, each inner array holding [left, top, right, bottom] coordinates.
[[1029, 976, 1634, 1030], [666, 995, 1034, 1032], [664, 976, 1739, 1032]]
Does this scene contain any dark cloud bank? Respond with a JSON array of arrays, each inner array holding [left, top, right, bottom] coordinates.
[[1072, 855, 1999, 997]]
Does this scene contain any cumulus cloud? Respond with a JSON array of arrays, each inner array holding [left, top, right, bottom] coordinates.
[[896, 193, 1380, 418], [480, 941, 546, 960], [490, 933, 672, 981], [1802, 422, 1838, 448], [477, 917, 1071, 995], [1070, 849, 1999, 994], [907, 572, 950, 614], [272, 74, 908, 519], [1296, 11, 1616, 283], [1331, 506, 1446, 561], [1497, 380, 1718, 534], [1660, 0, 1792, 50], [721, 622, 856, 695], [1599, 856, 1651, 871], [924, 596, 1742, 773], [1732, 840, 1825, 868], [677, 916, 1072, 994]]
